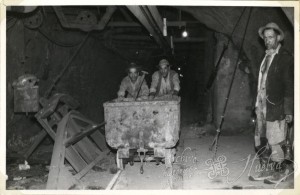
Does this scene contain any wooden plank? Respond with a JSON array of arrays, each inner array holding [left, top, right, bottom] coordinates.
[[126, 6, 161, 47], [90, 130, 107, 151], [37, 116, 87, 173], [46, 113, 69, 189], [37, 118, 56, 139], [74, 151, 107, 180], [64, 122, 104, 147], [68, 112, 106, 154], [146, 6, 164, 32], [67, 121, 97, 162], [67, 114, 103, 158], [23, 130, 47, 159], [67, 127, 94, 162], [65, 146, 88, 172]]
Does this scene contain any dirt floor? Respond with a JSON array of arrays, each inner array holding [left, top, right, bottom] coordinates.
[[112, 124, 294, 189], [5, 123, 294, 190], [6, 142, 118, 190]]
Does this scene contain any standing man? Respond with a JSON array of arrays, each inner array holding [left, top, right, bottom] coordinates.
[[250, 22, 294, 183], [149, 59, 180, 99], [117, 62, 149, 101]]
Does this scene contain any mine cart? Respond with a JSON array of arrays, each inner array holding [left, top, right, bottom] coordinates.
[[103, 98, 180, 173]]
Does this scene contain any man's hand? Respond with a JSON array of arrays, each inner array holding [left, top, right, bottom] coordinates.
[[172, 90, 179, 99], [123, 97, 134, 102], [172, 90, 179, 96], [117, 96, 124, 101], [285, 115, 293, 123], [140, 96, 148, 100], [149, 92, 155, 100]]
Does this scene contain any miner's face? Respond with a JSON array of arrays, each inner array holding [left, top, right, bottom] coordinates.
[[159, 64, 170, 78], [128, 68, 138, 82], [263, 29, 280, 50]]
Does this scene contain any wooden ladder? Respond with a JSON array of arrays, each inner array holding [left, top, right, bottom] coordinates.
[[24, 94, 108, 189]]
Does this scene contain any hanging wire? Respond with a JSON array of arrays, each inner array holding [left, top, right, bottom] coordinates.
[[204, 8, 246, 94], [227, 8, 247, 45], [6, 17, 18, 30], [37, 27, 86, 47], [209, 7, 253, 160]]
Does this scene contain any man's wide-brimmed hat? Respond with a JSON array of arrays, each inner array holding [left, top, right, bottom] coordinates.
[[258, 22, 284, 41], [126, 62, 141, 73]]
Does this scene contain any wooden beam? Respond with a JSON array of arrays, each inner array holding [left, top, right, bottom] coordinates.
[[74, 150, 108, 180], [281, 7, 294, 26], [111, 35, 206, 43], [126, 6, 160, 45], [64, 122, 105, 147], [126, 6, 170, 51], [146, 6, 164, 33], [112, 35, 152, 41], [46, 113, 70, 189], [118, 7, 134, 21], [53, 6, 116, 31], [174, 37, 206, 43], [107, 21, 196, 27], [23, 131, 47, 159]]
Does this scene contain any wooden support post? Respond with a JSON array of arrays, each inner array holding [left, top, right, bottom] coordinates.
[[46, 113, 72, 189], [126, 6, 163, 47], [23, 130, 47, 159]]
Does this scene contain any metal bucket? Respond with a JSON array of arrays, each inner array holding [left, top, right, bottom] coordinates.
[[12, 74, 39, 113], [14, 86, 39, 113]]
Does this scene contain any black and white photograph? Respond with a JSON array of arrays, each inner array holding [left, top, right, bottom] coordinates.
[[1, 1, 299, 193]]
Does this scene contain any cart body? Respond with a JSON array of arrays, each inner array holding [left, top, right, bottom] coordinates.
[[103, 99, 180, 170]]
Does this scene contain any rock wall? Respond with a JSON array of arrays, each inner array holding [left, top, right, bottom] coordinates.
[[213, 34, 253, 133], [6, 14, 127, 149]]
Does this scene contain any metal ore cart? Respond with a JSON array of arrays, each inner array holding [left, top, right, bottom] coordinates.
[[103, 98, 180, 173]]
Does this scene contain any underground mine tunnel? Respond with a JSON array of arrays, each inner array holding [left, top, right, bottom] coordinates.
[[5, 5, 295, 190]]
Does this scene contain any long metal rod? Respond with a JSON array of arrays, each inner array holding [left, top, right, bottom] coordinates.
[[204, 8, 246, 94], [44, 33, 90, 98], [209, 8, 253, 158]]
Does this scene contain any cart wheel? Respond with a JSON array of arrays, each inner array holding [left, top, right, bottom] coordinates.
[[116, 151, 124, 170], [130, 158, 134, 166], [140, 166, 144, 174], [165, 149, 175, 168]]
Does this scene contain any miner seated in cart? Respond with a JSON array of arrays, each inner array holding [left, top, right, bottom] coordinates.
[[117, 62, 149, 101], [149, 59, 180, 100]]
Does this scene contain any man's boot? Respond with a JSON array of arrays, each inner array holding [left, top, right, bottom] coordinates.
[[249, 140, 274, 181], [249, 157, 274, 181], [264, 161, 290, 184]]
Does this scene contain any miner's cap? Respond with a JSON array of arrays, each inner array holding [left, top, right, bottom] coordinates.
[[126, 62, 141, 73], [258, 22, 284, 41], [158, 59, 171, 68]]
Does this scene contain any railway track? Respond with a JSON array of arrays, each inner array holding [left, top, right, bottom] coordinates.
[[105, 164, 182, 190], [105, 170, 123, 190]]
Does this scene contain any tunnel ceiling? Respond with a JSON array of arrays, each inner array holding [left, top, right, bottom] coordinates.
[[7, 5, 293, 71], [176, 6, 293, 56]]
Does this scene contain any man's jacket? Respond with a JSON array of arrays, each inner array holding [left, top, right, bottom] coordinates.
[[257, 47, 294, 121], [117, 76, 149, 98], [150, 70, 180, 96]]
